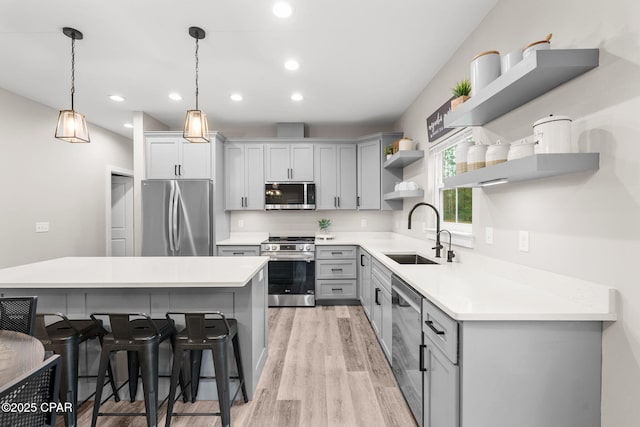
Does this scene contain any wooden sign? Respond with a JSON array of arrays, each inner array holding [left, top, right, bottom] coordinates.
[[426, 96, 455, 142]]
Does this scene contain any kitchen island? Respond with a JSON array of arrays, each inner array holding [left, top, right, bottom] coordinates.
[[0, 256, 269, 401]]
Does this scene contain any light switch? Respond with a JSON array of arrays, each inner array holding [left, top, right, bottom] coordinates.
[[519, 230, 529, 252], [485, 227, 493, 244], [35, 222, 49, 233]]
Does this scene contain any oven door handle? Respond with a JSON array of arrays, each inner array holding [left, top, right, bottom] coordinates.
[[267, 255, 315, 262]]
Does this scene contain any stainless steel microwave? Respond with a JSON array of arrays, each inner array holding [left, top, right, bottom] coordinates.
[[265, 183, 316, 210]]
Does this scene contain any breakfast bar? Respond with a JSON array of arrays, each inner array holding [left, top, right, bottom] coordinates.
[[0, 256, 269, 401]]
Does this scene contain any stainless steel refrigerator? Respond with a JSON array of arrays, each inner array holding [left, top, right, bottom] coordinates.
[[141, 179, 213, 256]]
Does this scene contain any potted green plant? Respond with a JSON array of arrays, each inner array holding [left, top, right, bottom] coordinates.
[[318, 218, 331, 234], [384, 144, 394, 160], [451, 79, 471, 110]]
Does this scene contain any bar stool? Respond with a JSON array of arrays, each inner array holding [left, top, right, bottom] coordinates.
[[90, 312, 177, 427], [165, 311, 248, 427], [35, 313, 120, 427]]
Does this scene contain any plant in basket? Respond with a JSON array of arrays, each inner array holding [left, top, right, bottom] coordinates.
[[451, 79, 471, 110]]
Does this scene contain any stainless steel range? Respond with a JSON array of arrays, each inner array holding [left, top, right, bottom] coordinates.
[[261, 236, 315, 307]]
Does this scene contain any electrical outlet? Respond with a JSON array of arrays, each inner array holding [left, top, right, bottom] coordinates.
[[485, 227, 493, 244], [361, 219, 367, 228], [519, 230, 529, 252], [238, 219, 244, 229], [35, 222, 49, 233]]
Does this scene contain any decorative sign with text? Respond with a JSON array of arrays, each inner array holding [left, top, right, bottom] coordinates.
[[426, 96, 455, 142]]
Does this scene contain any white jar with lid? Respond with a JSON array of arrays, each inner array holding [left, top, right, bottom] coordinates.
[[467, 141, 489, 171], [485, 140, 511, 166], [532, 115, 573, 153], [455, 140, 474, 174], [470, 50, 501, 97]]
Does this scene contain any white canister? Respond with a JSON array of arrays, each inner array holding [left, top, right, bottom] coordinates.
[[467, 141, 489, 171], [398, 138, 414, 151], [470, 50, 501, 97], [532, 115, 573, 153], [485, 140, 511, 166], [501, 49, 523, 74], [523, 40, 550, 58], [507, 139, 537, 160], [455, 140, 474, 174]]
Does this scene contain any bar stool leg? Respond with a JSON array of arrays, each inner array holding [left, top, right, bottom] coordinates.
[[190, 349, 203, 402], [139, 345, 160, 427], [98, 333, 120, 402], [56, 339, 80, 427], [127, 350, 140, 401], [232, 334, 249, 403], [91, 347, 113, 427], [211, 339, 232, 427], [165, 344, 184, 427]]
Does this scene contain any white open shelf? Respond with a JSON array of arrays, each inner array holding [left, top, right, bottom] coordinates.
[[383, 189, 425, 200]]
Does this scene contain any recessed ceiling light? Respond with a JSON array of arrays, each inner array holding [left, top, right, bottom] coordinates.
[[291, 92, 303, 101], [168, 92, 183, 101], [230, 93, 243, 102], [123, 123, 134, 129], [109, 95, 125, 102], [273, 2, 293, 18], [284, 59, 299, 71]]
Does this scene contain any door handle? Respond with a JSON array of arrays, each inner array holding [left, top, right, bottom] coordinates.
[[360, 254, 365, 267], [331, 268, 343, 272], [425, 320, 445, 335], [178, 164, 182, 176], [174, 164, 178, 176], [331, 288, 343, 291], [334, 197, 337, 208], [357, 196, 360, 207], [375, 288, 380, 305], [168, 181, 176, 252], [419, 344, 427, 372], [337, 197, 340, 208]]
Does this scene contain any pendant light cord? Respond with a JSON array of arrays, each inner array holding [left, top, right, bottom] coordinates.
[[194, 37, 199, 110], [71, 36, 76, 111]]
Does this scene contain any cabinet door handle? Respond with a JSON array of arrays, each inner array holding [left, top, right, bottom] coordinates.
[[244, 197, 248, 208], [419, 344, 427, 372], [334, 197, 337, 208], [178, 164, 182, 176], [360, 254, 365, 267], [425, 320, 445, 335], [331, 288, 343, 291], [337, 197, 340, 208], [357, 196, 360, 207], [375, 288, 380, 305], [174, 164, 178, 176], [331, 268, 343, 272], [233, 252, 244, 255], [331, 252, 343, 255]]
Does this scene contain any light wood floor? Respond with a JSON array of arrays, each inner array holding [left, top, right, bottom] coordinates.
[[65, 306, 417, 426]]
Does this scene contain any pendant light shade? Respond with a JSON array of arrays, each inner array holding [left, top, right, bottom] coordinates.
[[55, 27, 90, 143], [183, 26, 210, 143]]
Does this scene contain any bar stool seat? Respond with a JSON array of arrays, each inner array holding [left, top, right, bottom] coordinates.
[[165, 311, 248, 427], [90, 313, 177, 427], [35, 313, 119, 427]]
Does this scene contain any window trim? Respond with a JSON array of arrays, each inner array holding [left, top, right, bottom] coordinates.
[[428, 128, 474, 243]]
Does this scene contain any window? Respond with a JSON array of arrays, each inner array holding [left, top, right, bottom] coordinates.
[[430, 129, 473, 236]]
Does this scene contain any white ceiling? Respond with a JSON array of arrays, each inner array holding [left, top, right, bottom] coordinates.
[[0, 0, 497, 138]]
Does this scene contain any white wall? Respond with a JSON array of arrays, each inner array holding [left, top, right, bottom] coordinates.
[[393, 1, 640, 425], [0, 87, 132, 268]]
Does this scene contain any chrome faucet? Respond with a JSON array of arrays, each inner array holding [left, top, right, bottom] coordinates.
[[438, 229, 455, 263], [408, 202, 443, 258]]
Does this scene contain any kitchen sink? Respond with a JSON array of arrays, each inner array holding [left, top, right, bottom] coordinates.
[[384, 253, 439, 265]]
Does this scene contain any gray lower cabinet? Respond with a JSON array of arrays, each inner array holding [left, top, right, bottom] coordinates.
[[225, 143, 264, 210], [421, 296, 603, 427], [358, 249, 372, 319], [371, 259, 392, 360], [314, 144, 357, 210], [316, 246, 358, 302], [217, 245, 260, 256]]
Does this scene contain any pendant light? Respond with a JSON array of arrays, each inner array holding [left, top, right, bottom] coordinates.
[[183, 26, 210, 143], [55, 27, 90, 143]]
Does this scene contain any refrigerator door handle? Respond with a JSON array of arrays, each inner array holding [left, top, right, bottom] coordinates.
[[167, 181, 176, 253], [172, 184, 181, 252]]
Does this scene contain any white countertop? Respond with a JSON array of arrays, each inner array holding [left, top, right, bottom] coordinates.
[[217, 232, 269, 246], [316, 232, 616, 321], [0, 256, 269, 289]]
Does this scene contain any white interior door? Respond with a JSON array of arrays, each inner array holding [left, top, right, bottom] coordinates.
[[111, 174, 134, 256]]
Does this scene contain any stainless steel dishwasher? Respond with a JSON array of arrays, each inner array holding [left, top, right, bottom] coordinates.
[[391, 274, 423, 427]]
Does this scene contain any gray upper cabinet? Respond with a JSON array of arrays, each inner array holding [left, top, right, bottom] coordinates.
[[314, 144, 357, 210], [224, 143, 264, 210], [357, 138, 381, 210], [146, 134, 211, 179], [265, 143, 314, 182]]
